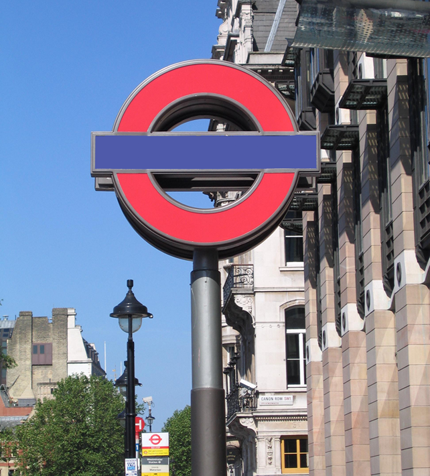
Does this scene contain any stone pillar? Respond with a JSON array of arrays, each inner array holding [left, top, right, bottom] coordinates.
[[396, 285, 430, 476], [388, 58, 430, 476], [342, 331, 370, 474], [319, 184, 345, 476], [337, 147, 371, 474], [360, 67, 401, 475], [304, 210, 325, 476]]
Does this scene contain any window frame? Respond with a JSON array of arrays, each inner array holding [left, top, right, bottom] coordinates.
[[281, 436, 309, 474], [283, 212, 304, 266], [285, 307, 307, 388], [32, 343, 52, 366]]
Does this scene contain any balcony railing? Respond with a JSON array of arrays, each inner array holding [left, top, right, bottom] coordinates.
[[226, 385, 257, 423], [223, 264, 254, 305]]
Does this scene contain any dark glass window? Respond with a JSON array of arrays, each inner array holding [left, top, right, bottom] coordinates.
[[286, 307, 305, 329], [283, 212, 304, 264], [285, 228, 304, 263], [285, 308, 306, 386]]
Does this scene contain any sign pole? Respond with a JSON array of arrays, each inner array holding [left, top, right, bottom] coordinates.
[[191, 249, 226, 475]]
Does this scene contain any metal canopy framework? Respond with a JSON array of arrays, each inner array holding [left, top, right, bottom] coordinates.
[[289, 192, 318, 212], [293, 0, 430, 57], [339, 79, 388, 109], [321, 125, 360, 150]]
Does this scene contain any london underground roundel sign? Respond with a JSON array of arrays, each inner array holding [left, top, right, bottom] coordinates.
[[91, 60, 319, 259]]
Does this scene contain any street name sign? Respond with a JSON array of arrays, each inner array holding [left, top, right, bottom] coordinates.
[[259, 395, 294, 405]]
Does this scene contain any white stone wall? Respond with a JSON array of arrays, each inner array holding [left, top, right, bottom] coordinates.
[[67, 308, 103, 377]]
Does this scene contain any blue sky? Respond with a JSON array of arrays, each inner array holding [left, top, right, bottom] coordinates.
[[0, 1, 221, 431]]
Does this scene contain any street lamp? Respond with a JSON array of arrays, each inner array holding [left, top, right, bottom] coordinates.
[[143, 396, 155, 433], [115, 361, 142, 398], [111, 279, 152, 459], [115, 361, 143, 433], [145, 409, 155, 433]]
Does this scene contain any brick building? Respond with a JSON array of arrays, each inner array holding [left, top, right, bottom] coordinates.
[[6, 308, 104, 405]]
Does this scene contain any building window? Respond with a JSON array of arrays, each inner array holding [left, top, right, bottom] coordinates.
[[285, 308, 306, 387], [281, 437, 309, 473], [283, 212, 304, 264], [32, 343, 52, 365]]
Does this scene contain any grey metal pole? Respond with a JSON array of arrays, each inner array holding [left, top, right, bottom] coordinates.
[[191, 249, 226, 476]]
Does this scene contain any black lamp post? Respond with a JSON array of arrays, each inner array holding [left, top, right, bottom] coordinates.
[[145, 408, 155, 433], [111, 279, 152, 460], [115, 361, 142, 432]]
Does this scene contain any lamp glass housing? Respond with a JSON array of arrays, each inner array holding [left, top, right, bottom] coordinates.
[[119, 316, 143, 333]]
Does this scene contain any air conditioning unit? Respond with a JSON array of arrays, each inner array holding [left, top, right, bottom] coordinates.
[[335, 97, 350, 125], [357, 53, 375, 79]]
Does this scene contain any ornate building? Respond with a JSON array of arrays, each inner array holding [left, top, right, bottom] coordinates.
[[220, 229, 308, 475], [212, 2, 310, 475], [212, 0, 430, 475]]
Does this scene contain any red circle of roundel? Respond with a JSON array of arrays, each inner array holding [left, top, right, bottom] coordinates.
[[116, 62, 295, 133], [149, 434, 162, 445], [112, 60, 298, 259]]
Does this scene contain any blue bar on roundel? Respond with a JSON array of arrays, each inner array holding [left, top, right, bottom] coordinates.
[[93, 134, 318, 172]]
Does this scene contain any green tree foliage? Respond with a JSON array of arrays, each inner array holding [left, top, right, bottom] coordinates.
[[0, 428, 15, 465], [14, 374, 124, 476], [162, 405, 191, 476], [1, 352, 16, 370]]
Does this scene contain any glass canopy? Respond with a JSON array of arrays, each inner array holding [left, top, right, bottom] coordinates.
[[293, 0, 430, 57]]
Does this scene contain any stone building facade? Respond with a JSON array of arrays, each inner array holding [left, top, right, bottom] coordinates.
[[0, 318, 16, 388], [220, 228, 308, 476], [212, 1, 430, 475], [212, 2, 310, 475], [6, 308, 104, 404]]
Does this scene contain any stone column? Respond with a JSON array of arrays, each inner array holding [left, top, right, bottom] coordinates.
[[319, 184, 345, 476], [359, 69, 401, 475], [388, 58, 430, 476], [396, 285, 430, 475], [337, 147, 371, 474], [303, 210, 325, 476]]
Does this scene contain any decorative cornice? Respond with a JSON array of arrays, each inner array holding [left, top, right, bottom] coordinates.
[[229, 412, 307, 425], [256, 415, 307, 423]]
